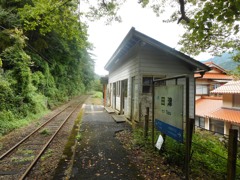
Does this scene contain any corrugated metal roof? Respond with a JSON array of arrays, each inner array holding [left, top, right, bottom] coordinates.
[[211, 80, 240, 94], [104, 27, 210, 72]]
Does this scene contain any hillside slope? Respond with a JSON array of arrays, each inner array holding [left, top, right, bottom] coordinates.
[[204, 52, 239, 70]]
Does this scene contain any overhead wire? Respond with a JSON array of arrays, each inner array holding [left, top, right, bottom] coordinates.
[[0, 25, 52, 64], [0, 0, 86, 65]]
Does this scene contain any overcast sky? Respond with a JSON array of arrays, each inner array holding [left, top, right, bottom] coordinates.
[[85, 1, 212, 76]]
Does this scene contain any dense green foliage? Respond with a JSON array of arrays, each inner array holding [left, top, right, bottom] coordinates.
[[92, 75, 103, 92], [0, 0, 95, 136]]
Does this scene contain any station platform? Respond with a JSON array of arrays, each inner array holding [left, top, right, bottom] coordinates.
[[54, 103, 141, 179]]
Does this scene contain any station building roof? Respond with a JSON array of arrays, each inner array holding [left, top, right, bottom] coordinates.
[[104, 27, 210, 73]]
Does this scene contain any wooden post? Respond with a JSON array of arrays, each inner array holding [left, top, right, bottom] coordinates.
[[185, 76, 190, 180], [144, 107, 149, 139], [152, 81, 155, 147], [103, 84, 106, 107], [227, 129, 238, 180]]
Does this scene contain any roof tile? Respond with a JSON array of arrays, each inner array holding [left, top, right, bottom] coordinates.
[[196, 98, 222, 117], [211, 80, 240, 94], [207, 108, 240, 124], [196, 97, 240, 124], [195, 73, 232, 80]]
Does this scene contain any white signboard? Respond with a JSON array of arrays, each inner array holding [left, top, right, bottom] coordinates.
[[154, 85, 184, 142]]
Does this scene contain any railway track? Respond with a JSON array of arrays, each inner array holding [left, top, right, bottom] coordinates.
[[0, 96, 88, 179]]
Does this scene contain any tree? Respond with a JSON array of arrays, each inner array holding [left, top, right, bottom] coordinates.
[[83, 0, 240, 63], [0, 0, 96, 134]]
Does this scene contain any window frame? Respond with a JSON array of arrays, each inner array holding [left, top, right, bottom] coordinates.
[[233, 94, 240, 108]]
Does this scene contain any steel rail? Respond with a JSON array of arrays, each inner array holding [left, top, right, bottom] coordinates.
[[19, 101, 83, 180], [0, 105, 71, 160]]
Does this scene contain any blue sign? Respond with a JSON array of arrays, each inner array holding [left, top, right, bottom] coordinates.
[[155, 119, 183, 143]]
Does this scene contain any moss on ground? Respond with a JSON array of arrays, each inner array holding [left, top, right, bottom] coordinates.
[[53, 109, 84, 179]]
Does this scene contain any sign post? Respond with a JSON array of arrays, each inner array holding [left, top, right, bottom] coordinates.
[[152, 75, 191, 179]]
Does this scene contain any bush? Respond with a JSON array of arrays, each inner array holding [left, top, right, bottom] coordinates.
[[0, 77, 14, 111], [0, 110, 16, 136], [92, 91, 103, 98], [92, 79, 102, 92], [160, 129, 239, 179]]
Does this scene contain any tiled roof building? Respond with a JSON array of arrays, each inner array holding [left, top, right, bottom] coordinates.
[[195, 65, 240, 137], [207, 108, 240, 124], [211, 80, 240, 94], [195, 62, 232, 97], [195, 97, 222, 117]]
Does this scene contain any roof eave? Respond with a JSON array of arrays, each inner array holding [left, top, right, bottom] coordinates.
[[104, 27, 136, 71], [104, 27, 211, 72]]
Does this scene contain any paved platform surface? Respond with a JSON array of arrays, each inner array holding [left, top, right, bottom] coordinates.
[[70, 104, 142, 180]]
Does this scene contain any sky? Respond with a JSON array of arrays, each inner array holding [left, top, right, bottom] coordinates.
[[84, 1, 212, 76]]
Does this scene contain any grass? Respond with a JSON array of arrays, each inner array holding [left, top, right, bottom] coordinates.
[[76, 133, 81, 141], [11, 149, 35, 163], [11, 156, 35, 163], [40, 128, 51, 136], [0, 109, 50, 137], [41, 149, 53, 161], [16, 149, 34, 155], [91, 91, 103, 98], [132, 127, 240, 179]]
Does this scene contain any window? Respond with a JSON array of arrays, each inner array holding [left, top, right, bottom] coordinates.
[[142, 77, 153, 93], [116, 81, 121, 97], [122, 79, 128, 97], [210, 119, 224, 135], [142, 76, 165, 93], [113, 83, 116, 96], [196, 85, 208, 95], [233, 94, 240, 108], [195, 116, 205, 128]]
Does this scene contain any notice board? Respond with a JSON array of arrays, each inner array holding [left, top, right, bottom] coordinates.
[[154, 85, 184, 142]]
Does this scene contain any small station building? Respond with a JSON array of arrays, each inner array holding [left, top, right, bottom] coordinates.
[[104, 27, 210, 125]]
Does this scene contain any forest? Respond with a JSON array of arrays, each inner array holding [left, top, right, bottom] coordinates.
[[0, 0, 95, 136]]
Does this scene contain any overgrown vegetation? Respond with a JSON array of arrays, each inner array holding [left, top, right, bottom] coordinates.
[[41, 149, 53, 161], [11, 149, 34, 163], [40, 128, 51, 136], [92, 91, 103, 99], [0, 0, 95, 136], [132, 127, 240, 179]]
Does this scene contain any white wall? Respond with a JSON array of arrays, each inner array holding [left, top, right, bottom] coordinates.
[[138, 45, 195, 122], [108, 55, 139, 118], [108, 42, 200, 123]]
